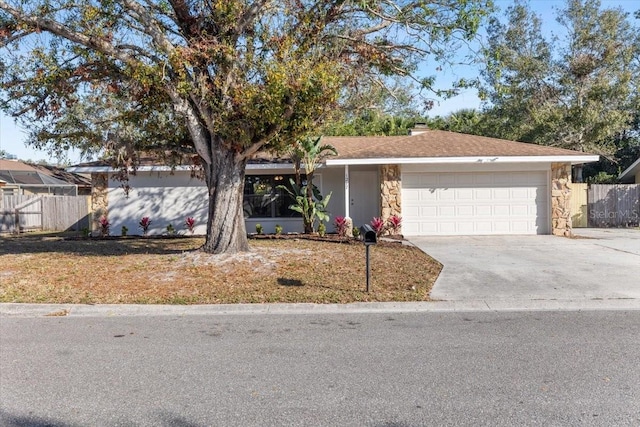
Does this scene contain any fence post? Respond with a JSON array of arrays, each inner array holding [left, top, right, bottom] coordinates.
[[14, 207, 19, 234]]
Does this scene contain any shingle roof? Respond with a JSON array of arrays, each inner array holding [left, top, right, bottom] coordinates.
[[323, 130, 593, 160], [0, 159, 37, 171], [27, 163, 91, 187], [68, 130, 598, 172], [0, 159, 84, 187]]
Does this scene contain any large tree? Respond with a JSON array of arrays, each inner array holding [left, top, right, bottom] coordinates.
[[0, 0, 490, 253], [481, 0, 640, 157]]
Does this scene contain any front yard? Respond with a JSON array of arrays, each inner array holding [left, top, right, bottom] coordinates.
[[0, 234, 441, 304]]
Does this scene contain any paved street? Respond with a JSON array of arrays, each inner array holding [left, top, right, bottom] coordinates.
[[2, 311, 640, 426]]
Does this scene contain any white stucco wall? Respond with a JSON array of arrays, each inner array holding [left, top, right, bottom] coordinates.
[[108, 170, 209, 236], [105, 167, 362, 236]]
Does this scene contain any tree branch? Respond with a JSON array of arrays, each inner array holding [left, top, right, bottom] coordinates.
[[0, 0, 137, 68]]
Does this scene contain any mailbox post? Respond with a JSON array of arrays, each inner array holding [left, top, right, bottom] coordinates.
[[359, 224, 377, 292]]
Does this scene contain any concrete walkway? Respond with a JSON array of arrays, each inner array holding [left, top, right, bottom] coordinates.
[[410, 229, 640, 301]]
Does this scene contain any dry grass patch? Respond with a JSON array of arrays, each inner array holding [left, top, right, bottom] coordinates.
[[0, 234, 441, 304]]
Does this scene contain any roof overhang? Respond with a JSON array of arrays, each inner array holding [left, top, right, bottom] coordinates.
[[67, 163, 300, 173], [618, 158, 640, 183], [325, 155, 600, 166], [66, 165, 195, 173]]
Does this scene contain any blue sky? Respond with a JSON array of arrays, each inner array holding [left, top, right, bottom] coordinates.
[[1, 0, 637, 163]]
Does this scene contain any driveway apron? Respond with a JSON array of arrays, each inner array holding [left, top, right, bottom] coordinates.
[[409, 230, 640, 301]]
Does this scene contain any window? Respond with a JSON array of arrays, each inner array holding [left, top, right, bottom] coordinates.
[[243, 175, 303, 218]]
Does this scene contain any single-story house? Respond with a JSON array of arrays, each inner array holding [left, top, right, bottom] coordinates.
[[67, 128, 599, 237], [619, 157, 640, 184]]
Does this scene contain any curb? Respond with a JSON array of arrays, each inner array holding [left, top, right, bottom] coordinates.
[[2, 299, 640, 318]]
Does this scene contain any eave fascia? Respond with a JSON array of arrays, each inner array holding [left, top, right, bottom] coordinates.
[[325, 155, 600, 166], [67, 163, 300, 173], [618, 158, 640, 182]]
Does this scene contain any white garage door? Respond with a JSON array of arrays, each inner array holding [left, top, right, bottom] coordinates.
[[402, 171, 549, 236]]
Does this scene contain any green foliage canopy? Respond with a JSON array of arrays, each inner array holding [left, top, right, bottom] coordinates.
[[0, 0, 492, 253], [480, 0, 640, 157]]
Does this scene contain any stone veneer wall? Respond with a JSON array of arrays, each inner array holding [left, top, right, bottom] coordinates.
[[91, 172, 109, 231], [380, 164, 401, 234], [551, 163, 572, 237]]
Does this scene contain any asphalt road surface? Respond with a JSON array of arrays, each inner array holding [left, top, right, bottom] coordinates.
[[1, 310, 640, 426]]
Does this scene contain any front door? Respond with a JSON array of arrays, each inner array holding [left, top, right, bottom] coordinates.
[[349, 170, 379, 228]]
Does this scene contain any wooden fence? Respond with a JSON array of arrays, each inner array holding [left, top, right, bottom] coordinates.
[[0, 195, 91, 233], [568, 183, 588, 228], [587, 184, 640, 228]]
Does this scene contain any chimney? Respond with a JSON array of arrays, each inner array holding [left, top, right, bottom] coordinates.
[[409, 122, 428, 136]]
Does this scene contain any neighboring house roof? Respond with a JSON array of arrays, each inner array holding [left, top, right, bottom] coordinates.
[[67, 130, 600, 172], [323, 130, 599, 165], [27, 162, 92, 188], [619, 157, 640, 183], [0, 159, 81, 188]]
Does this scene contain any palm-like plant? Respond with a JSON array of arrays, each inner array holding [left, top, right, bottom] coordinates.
[[287, 136, 337, 233], [280, 179, 332, 234]]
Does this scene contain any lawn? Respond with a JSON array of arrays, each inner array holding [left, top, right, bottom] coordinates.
[[0, 234, 441, 304]]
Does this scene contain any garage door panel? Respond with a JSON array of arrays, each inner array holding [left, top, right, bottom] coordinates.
[[494, 205, 510, 216], [476, 205, 492, 216], [475, 222, 493, 233], [401, 171, 549, 236], [439, 175, 457, 186], [418, 222, 437, 234], [474, 174, 494, 185], [403, 188, 420, 201], [493, 221, 512, 233], [438, 222, 457, 233], [457, 174, 475, 186], [423, 175, 440, 186], [493, 188, 510, 199], [456, 205, 474, 216], [456, 188, 474, 199], [511, 205, 529, 216], [403, 206, 420, 217], [440, 206, 455, 216], [439, 189, 455, 200], [511, 221, 531, 233], [457, 222, 475, 233], [511, 188, 530, 199], [421, 189, 437, 201], [421, 206, 437, 216], [475, 188, 493, 200]]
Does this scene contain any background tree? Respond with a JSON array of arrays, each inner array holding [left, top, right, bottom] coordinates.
[[480, 0, 639, 163], [480, 0, 554, 142], [0, 0, 491, 253], [322, 80, 425, 136], [426, 108, 488, 135]]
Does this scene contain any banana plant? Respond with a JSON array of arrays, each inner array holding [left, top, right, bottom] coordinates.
[[279, 178, 332, 234]]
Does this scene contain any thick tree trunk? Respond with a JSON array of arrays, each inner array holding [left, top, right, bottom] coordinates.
[[201, 144, 250, 254]]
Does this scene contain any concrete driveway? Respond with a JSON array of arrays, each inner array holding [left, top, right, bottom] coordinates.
[[409, 228, 640, 301]]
